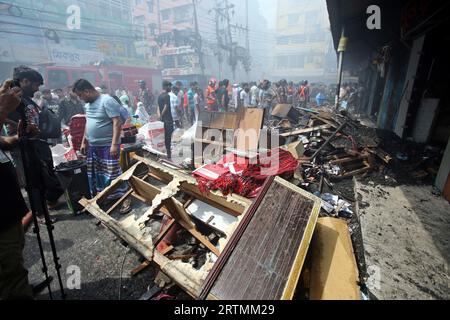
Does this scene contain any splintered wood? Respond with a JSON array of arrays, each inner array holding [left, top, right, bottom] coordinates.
[[79, 157, 252, 298]]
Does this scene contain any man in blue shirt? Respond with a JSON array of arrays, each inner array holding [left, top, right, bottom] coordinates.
[[73, 79, 126, 201], [187, 82, 196, 125]]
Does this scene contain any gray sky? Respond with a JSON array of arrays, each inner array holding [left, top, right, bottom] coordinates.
[[258, 0, 277, 29]]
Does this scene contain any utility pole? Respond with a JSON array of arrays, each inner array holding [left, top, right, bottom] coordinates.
[[157, 0, 162, 35], [214, 0, 223, 80], [192, 0, 205, 78], [213, 0, 240, 80], [223, 0, 235, 79], [245, 0, 249, 52], [245, 0, 250, 78]]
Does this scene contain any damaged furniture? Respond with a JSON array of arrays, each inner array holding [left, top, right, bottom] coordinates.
[[79, 156, 321, 300]]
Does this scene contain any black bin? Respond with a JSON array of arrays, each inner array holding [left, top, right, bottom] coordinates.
[[56, 160, 91, 214]]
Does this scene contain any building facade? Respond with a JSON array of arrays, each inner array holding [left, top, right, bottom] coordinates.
[[131, 0, 159, 66], [273, 0, 336, 82], [0, 0, 161, 92]]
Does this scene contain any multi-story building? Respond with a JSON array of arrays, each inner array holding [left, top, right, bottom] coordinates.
[[0, 0, 141, 65], [273, 0, 336, 82], [155, 0, 213, 86], [0, 0, 161, 92], [131, 0, 159, 64]]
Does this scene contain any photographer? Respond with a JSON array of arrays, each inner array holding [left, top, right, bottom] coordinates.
[[0, 79, 36, 300], [7, 66, 64, 215]]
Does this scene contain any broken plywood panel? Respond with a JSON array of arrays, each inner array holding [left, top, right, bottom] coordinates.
[[271, 104, 292, 118], [234, 108, 264, 153], [309, 217, 360, 300], [281, 141, 305, 160], [206, 177, 320, 300]]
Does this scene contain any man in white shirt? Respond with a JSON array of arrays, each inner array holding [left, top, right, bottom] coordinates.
[[169, 87, 180, 127], [250, 82, 259, 106], [240, 83, 250, 107], [232, 84, 239, 109]]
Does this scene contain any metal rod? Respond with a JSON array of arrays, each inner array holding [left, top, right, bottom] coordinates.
[[335, 26, 346, 110]]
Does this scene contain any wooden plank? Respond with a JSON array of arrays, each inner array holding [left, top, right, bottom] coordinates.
[[280, 124, 331, 138], [159, 245, 174, 255], [367, 147, 393, 164], [310, 218, 360, 300], [210, 112, 226, 129], [94, 162, 141, 204], [162, 197, 195, 229], [198, 111, 212, 126], [330, 155, 369, 165], [154, 219, 176, 246], [235, 108, 264, 152], [312, 115, 339, 128], [340, 166, 371, 178], [105, 189, 133, 215], [223, 113, 239, 129], [130, 260, 151, 277], [129, 175, 162, 202], [131, 192, 148, 204], [183, 197, 195, 209], [152, 251, 202, 298], [181, 220, 220, 257]]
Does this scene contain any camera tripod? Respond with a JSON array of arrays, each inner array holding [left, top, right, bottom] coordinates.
[[18, 104, 66, 300]]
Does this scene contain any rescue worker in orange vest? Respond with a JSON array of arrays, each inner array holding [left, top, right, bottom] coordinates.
[[205, 78, 218, 112], [297, 80, 310, 108]]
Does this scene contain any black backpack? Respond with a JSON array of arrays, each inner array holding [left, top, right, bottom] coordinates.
[[39, 106, 61, 139]]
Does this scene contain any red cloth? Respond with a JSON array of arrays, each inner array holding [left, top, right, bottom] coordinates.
[[193, 148, 298, 198]]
